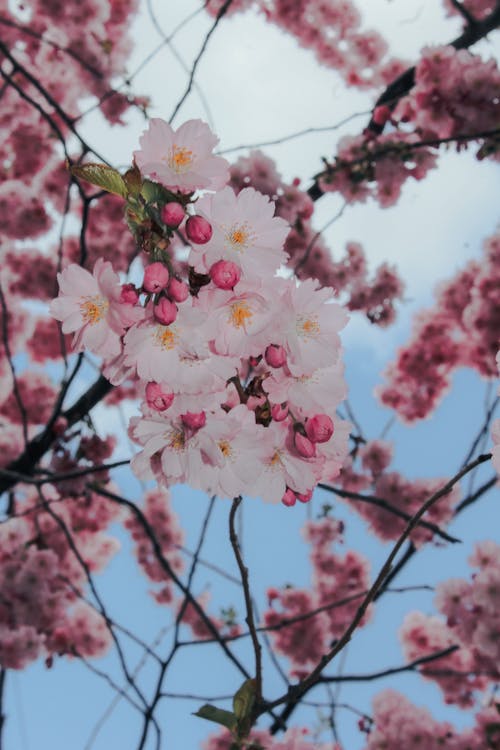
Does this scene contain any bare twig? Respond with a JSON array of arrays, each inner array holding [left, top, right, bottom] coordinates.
[[229, 497, 263, 702], [169, 0, 234, 123]]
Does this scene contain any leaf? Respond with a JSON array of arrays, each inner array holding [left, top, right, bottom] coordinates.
[[123, 164, 143, 196], [193, 704, 237, 732], [140, 179, 172, 205], [232, 678, 256, 722], [71, 163, 128, 198]]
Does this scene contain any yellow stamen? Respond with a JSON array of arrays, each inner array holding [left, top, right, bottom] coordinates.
[[225, 222, 254, 252], [80, 295, 108, 325], [296, 315, 320, 340], [167, 144, 194, 173], [229, 301, 253, 329], [154, 325, 178, 350], [167, 429, 185, 451], [218, 440, 232, 458], [270, 450, 283, 468]]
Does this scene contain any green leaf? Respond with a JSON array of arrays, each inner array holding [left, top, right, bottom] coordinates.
[[140, 179, 172, 205], [193, 704, 237, 732], [71, 163, 128, 198], [233, 679, 256, 722]]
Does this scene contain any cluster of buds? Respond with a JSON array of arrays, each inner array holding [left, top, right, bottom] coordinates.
[[51, 118, 350, 505]]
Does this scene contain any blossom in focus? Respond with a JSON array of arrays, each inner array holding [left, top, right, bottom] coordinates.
[[188, 186, 290, 282], [133, 118, 229, 192], [50, 259, 142, 359]]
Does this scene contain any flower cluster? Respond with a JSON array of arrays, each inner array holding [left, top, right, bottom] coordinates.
[[400, 541, 500, 706], [0, 484, 120, 669], [394, 46, 500, 158], [203, 726, 331, 750], [378, 228, 500, 421], [319, 131, 438, 208], [51, 118, 351, 506], [263, 517, 371, 674], [331, 439, 461, 546], [229, 151, 405, 326], [362, 690, 500, 749]]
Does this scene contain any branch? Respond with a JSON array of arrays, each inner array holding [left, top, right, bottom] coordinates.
[[89, 484, 251, 682], [261, 452, 492, 730], [0, 669, 5, 750], [229, 497, 263, 702], [449, 0, 479, 26], [306, 2, 500, 200], [318, 645, 459, 684], [318, 484, 461, 544], [169, 0, 234, 123], [0, 374, 113, 498]]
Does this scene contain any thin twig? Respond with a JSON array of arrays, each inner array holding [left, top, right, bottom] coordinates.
[[169, 0, 234, 123], [229, 497, 263, 702]]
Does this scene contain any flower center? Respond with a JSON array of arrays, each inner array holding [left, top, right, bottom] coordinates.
[[80, 295, 108, 325], [218, 440, 233, 458], [296, 315, 320, 340], [269, 450, 284, 469], [229, 301, 253, 329], [225, 222, 254, 253], [167, 429, 185, 451], [167, 144, 194, 173], [154, 325, 179, 350]]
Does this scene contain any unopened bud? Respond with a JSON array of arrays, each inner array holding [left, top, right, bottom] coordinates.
[[296, 489, 313, 504], [281, 488, 296, 507], [120, 283, 139, 305], [294, 431, 316, 458], [161, 201, 185, 228], [372, 105, 391, 127], [145, 382, 174, 411], [265, 344, 287, 368], [186, 215, 212, 244], [181, 411, 206, 430], [143, 262, 169, 293], [271, 402, 288, 422], [167, 277, 189, 302], [305, 414, 334, 444], [154, 297, 178, 325], [209, 259, 241, 290]]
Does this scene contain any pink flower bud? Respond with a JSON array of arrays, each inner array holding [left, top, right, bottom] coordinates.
[[143, 262, 169, 293], [145, 382, 174, 411], [161, 201, 185, 228], [181, 411, 206, 430], [209, 260, 241, 290], [373, 105, 391, 126], [154, 297, 178, 325], [305, 414, 334, 444], [265, 344, 287, 368], [296, 489, 313, 504], [167, 277, 189, 302], [186, 215, 212, 244], [271, 402, 289, 422], [294, 431, 316, 458], [281, 488, 296, 507], [120, 283, 139, 305], [248, 355, 262, 367]]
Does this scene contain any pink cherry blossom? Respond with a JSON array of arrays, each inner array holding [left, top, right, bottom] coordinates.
[[134, 118, 229, 192], [188, 186, 290, 282], [50, 258, 143, 359]]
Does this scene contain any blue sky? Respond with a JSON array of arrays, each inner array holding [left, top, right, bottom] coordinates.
[[5, 1, 500, 749]]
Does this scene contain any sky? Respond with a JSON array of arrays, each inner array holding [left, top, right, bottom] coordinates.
[[6, 2, 500, 749]]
